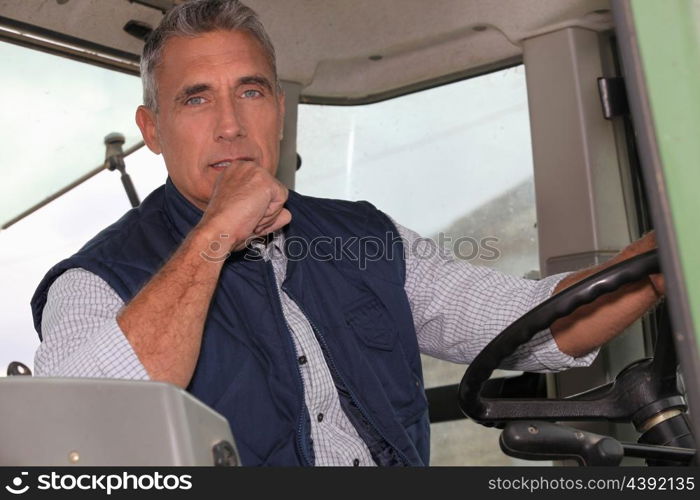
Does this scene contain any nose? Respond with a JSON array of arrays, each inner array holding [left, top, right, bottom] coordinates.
[[214, 97, 245, 142]]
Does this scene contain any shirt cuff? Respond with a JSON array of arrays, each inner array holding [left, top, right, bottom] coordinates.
[[528, 272, 600, 372]]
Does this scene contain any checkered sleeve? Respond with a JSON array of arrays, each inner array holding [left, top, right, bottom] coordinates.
[[34, 268, 149, 380], [392, 220, 599, 372]]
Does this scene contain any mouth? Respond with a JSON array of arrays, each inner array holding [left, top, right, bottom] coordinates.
[[209, 157, 255, 170]]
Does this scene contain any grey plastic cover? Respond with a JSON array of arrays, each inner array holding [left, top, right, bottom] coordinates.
[[0, 378, 238, 466]]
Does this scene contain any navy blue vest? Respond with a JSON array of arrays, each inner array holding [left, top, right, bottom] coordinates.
[[32, 179, 429, 466]]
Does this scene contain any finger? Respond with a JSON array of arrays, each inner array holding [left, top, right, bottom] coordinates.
[[649, 272, 665, 297], [261, 208, 279, 222], [271, 182, 289, 202], [267, 209, 292, 233], [255, 210, 283, 231], [253, 222, 274, 235], [254, 209, 292, 236], [254, 218, 279, 235], [258, 199, 287, 226], [253, 217, 276, 235], [263, 197, 287, 217]]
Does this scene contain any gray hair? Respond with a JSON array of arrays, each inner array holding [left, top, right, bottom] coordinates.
[[140, 0, 279, 112]]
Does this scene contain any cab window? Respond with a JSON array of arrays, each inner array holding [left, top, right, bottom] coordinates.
[[297, 65, 539, 465]]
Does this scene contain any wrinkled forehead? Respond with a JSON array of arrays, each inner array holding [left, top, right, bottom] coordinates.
[[156, 29, 275, 83]]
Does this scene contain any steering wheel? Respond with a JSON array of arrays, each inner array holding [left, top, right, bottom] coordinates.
[[458, 249, 697, 464], [458, 249, 683, 426]]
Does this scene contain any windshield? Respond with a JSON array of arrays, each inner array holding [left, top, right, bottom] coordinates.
[[0, 41, 144, 227]]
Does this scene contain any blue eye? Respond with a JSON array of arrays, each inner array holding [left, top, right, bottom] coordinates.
[[242, 89, 262, 98], [185, 96, 206, 105]]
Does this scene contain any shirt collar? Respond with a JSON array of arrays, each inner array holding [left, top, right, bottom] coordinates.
[[249, 228, 286, 261]]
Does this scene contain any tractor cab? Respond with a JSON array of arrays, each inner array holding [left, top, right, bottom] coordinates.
[[0, 0, 698, 466]]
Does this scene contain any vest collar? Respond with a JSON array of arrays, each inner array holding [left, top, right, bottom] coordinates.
[[163, 177, 204, 239]]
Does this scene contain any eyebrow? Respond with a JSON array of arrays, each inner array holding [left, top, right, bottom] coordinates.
[[239, 75, 274, 92], [174, 83, 211, 103], [174, 75, 274, 103]]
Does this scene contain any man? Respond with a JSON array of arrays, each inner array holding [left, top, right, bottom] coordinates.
[[31, 0, 662, 466]]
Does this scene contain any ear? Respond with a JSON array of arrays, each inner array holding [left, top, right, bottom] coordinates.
[[277, 90, 286, 141], [135, 105, 162, 154]]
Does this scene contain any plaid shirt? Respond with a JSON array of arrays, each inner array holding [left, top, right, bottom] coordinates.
[[35, 220, 596, 465]]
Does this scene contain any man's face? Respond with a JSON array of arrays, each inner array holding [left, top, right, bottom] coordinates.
[[136, 30, 285, 210]]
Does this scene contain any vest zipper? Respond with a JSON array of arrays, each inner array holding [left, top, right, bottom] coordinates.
[[282, 284, 411, 466], [265, 262, 313, 466]]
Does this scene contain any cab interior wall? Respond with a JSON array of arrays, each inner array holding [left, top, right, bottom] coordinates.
[[0, 0, 613, 102]]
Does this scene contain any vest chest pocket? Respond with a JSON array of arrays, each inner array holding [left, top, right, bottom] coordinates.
[[344, 295, 398, 351]]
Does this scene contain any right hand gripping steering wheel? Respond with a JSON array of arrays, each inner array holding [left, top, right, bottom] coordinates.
[[458, 249, 695, 465]]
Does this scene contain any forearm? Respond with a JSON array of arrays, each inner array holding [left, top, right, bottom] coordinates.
[[117, 164, 292, 387], [117, 225, 228, 387], [550, 241, 661, 358]]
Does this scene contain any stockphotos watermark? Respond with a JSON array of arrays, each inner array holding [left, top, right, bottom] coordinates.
[[201, 232, 501, 268], [3, 471, 192, 496]]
